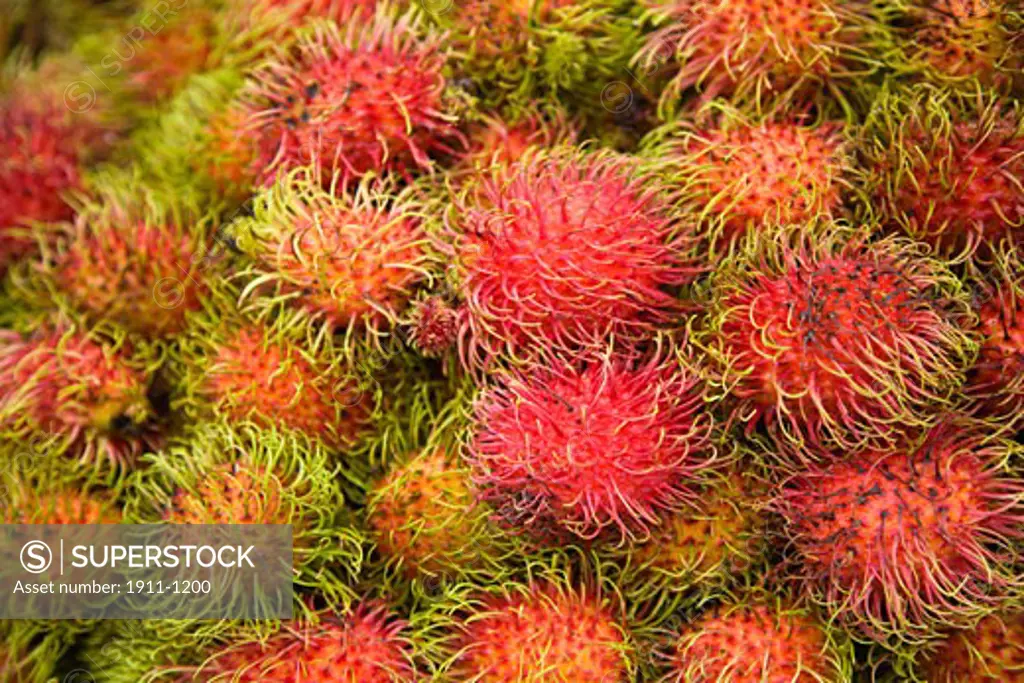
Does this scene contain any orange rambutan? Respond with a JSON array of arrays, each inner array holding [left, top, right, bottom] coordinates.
[[918, 610, 1024, 682]]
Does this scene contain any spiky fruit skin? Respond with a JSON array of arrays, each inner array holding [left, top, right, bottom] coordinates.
[[121, 8, 216, 105], [193, 604, 413, 682], [368, 448, 506, 582], [637, 0, 880, 115], [450, 148, 701, 368], [863, 88, 1024, 259], [242, 10, 464, 188], [188, 324, 371, 448], [1, 486, 120, 524], [890, 0, 1023, 94], [777, 421, 1024, 644], [451, 584, 631, 681], [468, 351, 717, 542], [921, 611, 1024, 682], [965, 265, 1023, 426], [230, 171, 432, 340], [49, 201, 209, 338], [0, 328, 156, 470], [665, 601, 850, 682], [405, 295, 460, 358], [459, 110, 576, 175], [164, 462, 291, 525], [645, 114, 849, 248], [702, 230, 974, 455]]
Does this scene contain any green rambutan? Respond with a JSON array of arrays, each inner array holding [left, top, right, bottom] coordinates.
[[447, 146, 702, 368], [126, 421, 364, 604], [662, 597, 853, 682], [466, 345, 719, 543], [776, 419, 1024, 644], [861, 86, 1024, 259], [240, 9, 465, 188], [917, 610, 1024, 682], [700, 226, 975, 455], [0, 325, 158, 471], [642, 105, 852, 251], [0, 621, 66, 683], [228, 168, 435, 347], [635, 0, 883, 116], [887, 0, 1023, 94], [964, 249, 1024, 430], [366, 447, 512, 586]]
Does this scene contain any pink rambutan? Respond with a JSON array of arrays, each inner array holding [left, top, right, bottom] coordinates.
[[403, 294, 460, 359], [467, 348, 718, 542], [636, 0, 882, 115], [241, 9, 465, 188], [701, 228, 974, 455], [863, 87, 1024, 259], [919, 610, 1024, 682], [195, 603, 414, 682], [449, 147, 702, 368], [664, 599, 851, 682], [644, 110, 851, 248], [0, 327, 157, 470], [449, 582, 632, 681], [776, 420, 1024, 644]]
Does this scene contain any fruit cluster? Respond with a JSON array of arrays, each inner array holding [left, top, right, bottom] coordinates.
[[1, 0, 1022, 681]]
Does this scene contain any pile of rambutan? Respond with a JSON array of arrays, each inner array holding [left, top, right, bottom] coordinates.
[[2, 0, 1022, 680]]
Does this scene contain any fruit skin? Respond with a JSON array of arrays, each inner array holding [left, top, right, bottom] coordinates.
[[700, 226, 975, 457], [641, 106, 852, 252], [227, 168, 435, 349], [0, 481, 120, 524], [964, 249, 1024, 431], [0, 325, 158, 472], [917, 611, 1024, 682], [467, 345, 718, 543], [241, 9, 465, 188], [192, 603, 415, 682], [887, 0, 1023, 95], [860, 85, 1024, 260], [663, 597, 853, 682], [776, 419, 1024, 645], [448, 146, 703, 369], [453, 106, 578, 181], [403, 294, 461, 359], [635, 0, 883, 117]]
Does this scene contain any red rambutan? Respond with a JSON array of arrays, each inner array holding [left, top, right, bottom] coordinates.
[[776, 420, 1024, 644], [456, 108, 577, 176], [664, 599, 851, 682], [0, 327, 157, 470], [449, 582, 632, 681], [195, 603, 414, 682], [467, 347, 717, 542], [919, 610, 1024, 682], [241, 9, 465, 188], [644, 109, 851, 249], [862, 87, 1024, 259], [449, 147, 701, 368], [701, 227, 974, 454], [403, 294, 460, 359], [636, 0, 882, 115]]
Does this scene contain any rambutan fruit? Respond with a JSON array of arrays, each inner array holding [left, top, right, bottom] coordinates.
[[635, 0, 884, 116], [1, 480, 120, 524], [126, 421, 364, 605], [403, 293, 461, 359], [466, 345, 719, 543], [887, 0, 1023, 94], [447, 147, 702, 368], [0, 325, 159, 471], [663, 597, 853, 682], [964, 250, 1024, 429], [776, 419, 1024, 644], [917, 610, 1024, 682], [860, 86, 1024, 259], [367, 447, 512, 586], [441, 576, 634, 681], [190, 602, 415, 682], [642, 106, 853, 251], [700, 226, 975, 455], [240, 9, 466, 188], [32, 189, 215, 339], [227, 168, 435, 347], [170, 294, 373, 449], [0, 621, 67, 683]]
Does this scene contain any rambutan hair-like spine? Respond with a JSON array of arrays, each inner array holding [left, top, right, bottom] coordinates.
[[698, 224, 977, 458]]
